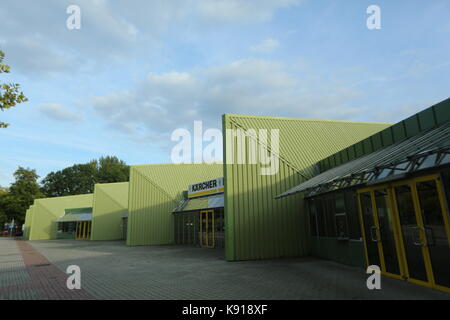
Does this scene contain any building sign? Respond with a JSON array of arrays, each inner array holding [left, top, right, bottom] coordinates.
[[188, 177, 224, 198]]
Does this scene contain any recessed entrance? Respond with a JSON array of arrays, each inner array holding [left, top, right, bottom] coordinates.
[[174, 208, 224, 249], [75, 221, 91, 240], [358, 174, 450, 293]]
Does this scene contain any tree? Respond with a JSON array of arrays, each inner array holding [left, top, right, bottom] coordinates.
[[97, 156, 130, 183], [41, 157, 130, 197], [0, 50, 28, 128], [0, 187, 8, 226], [0, 210, 6, 227], [41, 161, 98, 197], [0, 167, 44, 225]]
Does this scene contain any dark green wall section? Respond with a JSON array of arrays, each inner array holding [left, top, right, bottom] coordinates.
[[319, 97, 450, 172], [57, 233, 75, 239], [309, 237, 365, 268]]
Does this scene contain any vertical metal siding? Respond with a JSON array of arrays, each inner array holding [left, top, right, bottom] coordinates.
[[91, 182, 128, 241], [223, 114, 389, 261], [28, 194, 93, 241], [127, 164, 223, 246]]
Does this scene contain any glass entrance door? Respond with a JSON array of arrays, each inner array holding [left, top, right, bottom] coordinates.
[[358, 188, 402, 279], [403, 176, 450, 290], [199, 210, 214, 248], [75, 221, 91, 240], [358, 174, 450, 293], [393, 183, 428, 283]]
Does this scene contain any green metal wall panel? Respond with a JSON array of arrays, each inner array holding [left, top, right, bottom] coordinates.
[[127, 164, 223, 246], [91, 182, 129, 241], [355, 141, 364, 158], [363, 138, 373, 155], [223, 114, 390, 261], [418, 107, 436, 131], [24, 206, 34, 240], [348, 145, 356, 162], [392, 122, 406, 141], [309, 238, 365, 268], [318, 97, 450, 171], [340, 149, 349, 164], [404, 115, 421, 137], [381, 127, 394, 147], [29, 194, 93, 240], [434, 98, 450, 125], [372, 132, 383, 150]]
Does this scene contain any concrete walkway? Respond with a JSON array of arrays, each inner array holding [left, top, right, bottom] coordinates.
[[1, 237, 449, 300]]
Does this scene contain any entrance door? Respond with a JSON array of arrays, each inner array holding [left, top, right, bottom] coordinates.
[[358, 188, 402, 279], [75, 221, 91, 240], [358, 174, 450, 293], [199, 210, 214, 248]]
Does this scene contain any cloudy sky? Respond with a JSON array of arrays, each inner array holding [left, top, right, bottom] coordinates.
[[0, 0, 449, 186]]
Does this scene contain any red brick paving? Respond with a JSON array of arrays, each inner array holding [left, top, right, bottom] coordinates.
[[11, 240, 96, 300]]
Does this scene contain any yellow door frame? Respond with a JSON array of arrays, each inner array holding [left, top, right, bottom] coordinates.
[[358, 173, 450, 293], [199, 210, 215, 248], [75, 221, 92, 240], [357, 186, 404, 280], [390, 178, 434, 288], [409, 174, 450, 293], [357, 191, 371, 269]]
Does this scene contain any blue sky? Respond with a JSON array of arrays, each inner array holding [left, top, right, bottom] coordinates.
[[1, 0, 449, 186]]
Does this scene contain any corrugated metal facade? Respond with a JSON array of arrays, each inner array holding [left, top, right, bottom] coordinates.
[[127, 164, 223, 246], [300, 98, 450, 269], [29, 194, 93, 240], [24, 205, 34, 240], [223, 114, 391, 261], [318, 97, 450, 172], [91, 182, 129, 241]]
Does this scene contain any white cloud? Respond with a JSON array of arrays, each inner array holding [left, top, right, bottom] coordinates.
[[250, 38, 280, 53], [92, 58, 365, 144], [1, 34, 76, 75], [0, 0, 302, 75], [39, 103, 83, 122]]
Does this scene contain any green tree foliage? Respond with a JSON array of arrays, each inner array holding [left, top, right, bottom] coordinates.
[[0, 187, 8, 226], [0, 50, 28, 128], [0, 167, 44, 225], [96, 156, 130, 183], [41, 156, 130, 197], [41, 161, 98, 197], [0, 211, 7, 227]]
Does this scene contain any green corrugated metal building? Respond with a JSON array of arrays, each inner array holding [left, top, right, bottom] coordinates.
[[125, 116, 389, 261], [20, 97, 449, 293], [127, 164, 223, 246], [28, 194, 93, 240], [91, 182, 129, 241], [277, 97, 450, 293], [222, 114, 391, 261]]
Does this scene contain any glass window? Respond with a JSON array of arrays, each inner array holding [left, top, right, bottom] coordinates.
[[315, 199, 326, 237], [308, 200, 318, 237], [335, 213, 349, 239], [308, 190, 363, 240], [417, 154, 438, 170], [325, 194, 336, 237], [345, 191, 362, 240], [335, 192, 345, 213]]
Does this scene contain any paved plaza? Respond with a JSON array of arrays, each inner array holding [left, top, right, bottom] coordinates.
[[0, 237, 449, 300]]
